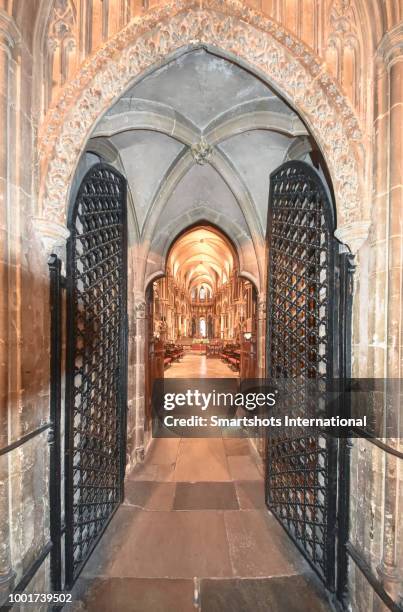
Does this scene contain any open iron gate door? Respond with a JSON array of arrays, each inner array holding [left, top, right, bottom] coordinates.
[[65, 163, 128, 588], [265, 161, 352, 594]]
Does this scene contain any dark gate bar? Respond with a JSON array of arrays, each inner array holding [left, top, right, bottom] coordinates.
[[48, 254, 64, 592], [335, 251, 355, 604]]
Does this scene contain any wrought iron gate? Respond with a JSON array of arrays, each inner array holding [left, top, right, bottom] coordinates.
[[265, 161, 352, 593], [65, 163, 128, 588]]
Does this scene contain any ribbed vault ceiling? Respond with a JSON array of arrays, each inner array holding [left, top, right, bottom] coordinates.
[[90, 49, 308, 233], [87, 48, 313, 291], [167, 226, 235, 297]]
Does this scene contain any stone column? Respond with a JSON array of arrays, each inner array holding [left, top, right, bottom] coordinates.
[[133, 299, 146, 463], [376, 24, 403, 604], [252, 294, 266, 456], [369, 56, 390, 381], [256, 294, 266, 378], [0, 9, 20, 602]]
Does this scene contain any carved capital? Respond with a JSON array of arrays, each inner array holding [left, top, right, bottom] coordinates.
[[334, 220, 370, 254], [135, 446, 145, 463], [257, 295, 266, 318], [32, 217, 70, 257], [377, 23, 403, 69], [135, 301, 146, 318]]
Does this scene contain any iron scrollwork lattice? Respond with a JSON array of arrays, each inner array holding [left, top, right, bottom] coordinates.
[[265, 161, 339, 589], [65, 163, 127, 587]]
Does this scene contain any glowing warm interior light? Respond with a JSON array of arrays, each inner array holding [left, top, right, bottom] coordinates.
[[167, 226, 235, 299]]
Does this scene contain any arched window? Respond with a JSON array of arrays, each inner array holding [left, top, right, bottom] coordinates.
[[199, 286, 206, 300], [200, 318, 206, 337]]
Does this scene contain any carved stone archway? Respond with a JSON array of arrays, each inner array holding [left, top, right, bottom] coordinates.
[[35, 0, 368, 254]]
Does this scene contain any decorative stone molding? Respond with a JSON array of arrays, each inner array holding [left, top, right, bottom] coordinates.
[[326, 0, 364, 115], [93, 105, 199, 146], [37, 0, 364, 231], [43, 0, 78, 109], [377, 23, 403, 68], [205, 98, 309, 142], [284, 136, 312, 161], [257, 296, 266, 318], [48, 0, 76, 50], [334, 220, 371, 254], [0, 9, 21, 56], [191, 137, 213, 165], [135, 446, 145, 463], [32, 217, 70, 256], [135, 301, 146, 318], [329, 0, 355, 37]]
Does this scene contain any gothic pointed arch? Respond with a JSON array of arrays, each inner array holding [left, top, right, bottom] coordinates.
[[36, 0, 366, 253]]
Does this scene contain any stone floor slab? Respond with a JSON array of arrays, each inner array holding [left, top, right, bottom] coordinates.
[[173, 482, 239, 510], [146, 437, 181, 465], [223, 438, 251, 456], [71, 577, 195, 612], [174, 438, 231, 482], [124, 481, 176, 510], [76, 437, 334, 612], [200, 575, 331, 612], [235, 480, 267, 510], [227, 455, 261, 481], [82, 506, 139, 577], [108, 509, 233, 578], [127, 462, 176, 482], [224, 510, 307, 577]]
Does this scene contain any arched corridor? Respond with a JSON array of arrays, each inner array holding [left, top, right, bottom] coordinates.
[[61, 145, 348, 611], [0, 3, 402, 612], [149, 224, 257, 379]]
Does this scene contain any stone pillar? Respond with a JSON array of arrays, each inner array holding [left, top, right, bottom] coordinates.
[[250, 293, 266, 457], [0, 9, 20, 602], [133, 299, 146, 463], [126, 283, 136, 465], [257, 294, 266, 378], [376, 24, 403, 604]]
